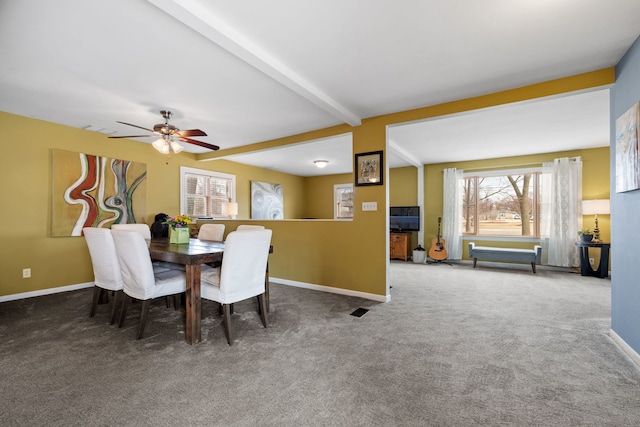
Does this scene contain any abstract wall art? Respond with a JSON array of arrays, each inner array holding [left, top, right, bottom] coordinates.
[[615, 101, 640, 193], [251, 181, 283, 219], [51, 149, 147, 236]]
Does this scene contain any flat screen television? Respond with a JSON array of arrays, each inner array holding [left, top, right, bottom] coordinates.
[[390, 206, 420, 232]]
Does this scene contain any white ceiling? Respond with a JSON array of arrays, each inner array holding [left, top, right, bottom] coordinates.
[[1, 1, 639, 176]]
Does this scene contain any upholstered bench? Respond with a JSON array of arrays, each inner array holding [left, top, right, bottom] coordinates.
[[468, 242, 542, 273]]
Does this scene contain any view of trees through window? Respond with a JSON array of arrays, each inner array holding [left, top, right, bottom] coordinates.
[[463, 171, 541, 237]]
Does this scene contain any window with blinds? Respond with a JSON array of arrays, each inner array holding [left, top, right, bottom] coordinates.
[[180, 167, 235, 218]]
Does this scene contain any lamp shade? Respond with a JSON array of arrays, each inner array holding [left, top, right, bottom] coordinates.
[[314, 160, 329, 168], [582, 199, 610, 215], [222, 202, 238, 216], [170, 140, 184, 153], [152, 138, 170, 154]]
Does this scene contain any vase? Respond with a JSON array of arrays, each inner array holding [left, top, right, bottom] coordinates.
[[580, 234, 594, 243], [170, 227, 190, 244]]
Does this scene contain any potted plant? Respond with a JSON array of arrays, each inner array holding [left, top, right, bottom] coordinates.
[[164, 214, 193, 244], [578, 228, 594, 242]]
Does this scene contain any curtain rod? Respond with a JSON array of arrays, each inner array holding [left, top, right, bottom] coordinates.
[[461, 162, 542, 173], [459, 156, 581, 173]]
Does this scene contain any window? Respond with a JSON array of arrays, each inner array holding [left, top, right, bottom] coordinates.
[[180, 167, 235, 219], [462, 168, 541, 237], [334, 183, 354, 220]]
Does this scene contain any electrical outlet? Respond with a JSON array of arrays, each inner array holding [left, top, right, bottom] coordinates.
[[589, 258, 594, 265], [22, 268, 31, 278]]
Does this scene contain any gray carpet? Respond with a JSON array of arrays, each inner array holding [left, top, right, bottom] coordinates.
[[1, 262, 639, 426]]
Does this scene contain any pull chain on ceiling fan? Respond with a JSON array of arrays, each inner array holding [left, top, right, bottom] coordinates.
[[108, 110, 220, 153]]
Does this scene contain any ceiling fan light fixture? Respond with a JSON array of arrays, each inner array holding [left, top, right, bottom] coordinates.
[[314, 160, 329, 168], [170, 140, 184, 154], [152, 138, 169, 154]]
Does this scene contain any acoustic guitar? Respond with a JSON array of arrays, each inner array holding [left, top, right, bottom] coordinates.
[[428, 217, 448, 261]]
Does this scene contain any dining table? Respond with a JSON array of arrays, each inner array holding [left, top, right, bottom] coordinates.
[[148, 237, 224, 345], [148, 237, 273, 345]]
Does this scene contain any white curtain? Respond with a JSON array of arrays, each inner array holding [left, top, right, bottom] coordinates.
[[540, 157, 582, 267], [442, 168, 463, 259]]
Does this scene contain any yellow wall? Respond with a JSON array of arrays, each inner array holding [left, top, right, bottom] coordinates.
[[0, 69, 615, 298], [389, 167, 418, 206], [303, 173, 352, 219], [0, 111, 387, 298]]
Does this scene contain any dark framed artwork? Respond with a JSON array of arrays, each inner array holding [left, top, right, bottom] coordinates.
[[355, 150, 383, 186]]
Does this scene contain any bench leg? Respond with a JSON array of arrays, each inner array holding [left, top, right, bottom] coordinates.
[[473, 258, 477, 268], [531, 262, 536, 273]]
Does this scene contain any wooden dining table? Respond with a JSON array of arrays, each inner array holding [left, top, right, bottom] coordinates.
[[148, 237, 224, 345], [148, 237, 273, 345]]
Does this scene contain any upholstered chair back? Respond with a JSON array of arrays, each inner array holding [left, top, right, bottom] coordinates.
[[219, 229, 272, 303], [111, 230, 158, 300], [111, 224, 151, 242], [83, 227, 123, 291], [236, 225, 265, 231], [198, 224, 225, 241]]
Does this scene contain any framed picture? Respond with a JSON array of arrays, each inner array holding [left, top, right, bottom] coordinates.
[[251, 181, 284, 219], [615, 101, 640, 193], [355, 150, 383, 186]]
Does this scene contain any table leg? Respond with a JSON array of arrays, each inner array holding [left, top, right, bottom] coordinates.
[[579, 247, 594, 276], [184, 264, 202, 345], [596, 245, 610, 278]]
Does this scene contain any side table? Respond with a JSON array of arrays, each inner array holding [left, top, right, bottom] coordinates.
[[575, 241, 610, 278]]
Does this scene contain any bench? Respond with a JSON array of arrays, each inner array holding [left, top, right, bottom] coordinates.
[[468, 242, 542, 273]]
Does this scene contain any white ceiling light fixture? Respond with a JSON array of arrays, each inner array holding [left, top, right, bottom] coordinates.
[[314, 160, 329, 168], [152, 135, 184, 154]]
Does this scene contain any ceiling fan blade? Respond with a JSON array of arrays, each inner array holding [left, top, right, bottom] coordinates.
[[116, 121, 155, 133], [177, 129, 207, 137], [108, 135, 153, 139], [179, 137, 220, 151]]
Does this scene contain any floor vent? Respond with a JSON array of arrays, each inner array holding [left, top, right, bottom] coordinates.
[[350, 308, 369, 318]]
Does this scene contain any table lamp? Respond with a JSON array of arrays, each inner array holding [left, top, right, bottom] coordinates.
[[582, 199, 610, 242], [222, 202, 238, 218]]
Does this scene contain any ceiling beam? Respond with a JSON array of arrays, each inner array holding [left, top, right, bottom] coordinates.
[[389, 139, 422, 168], [147, 0, 362, 127]]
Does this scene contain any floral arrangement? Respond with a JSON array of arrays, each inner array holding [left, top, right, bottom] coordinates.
[[163, 214, 192, 229]]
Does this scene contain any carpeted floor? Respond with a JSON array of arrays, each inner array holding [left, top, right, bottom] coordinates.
[[1, 261, 639, 426]]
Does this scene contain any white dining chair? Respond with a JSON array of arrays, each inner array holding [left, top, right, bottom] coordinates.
[[231, 224, 271, 311], [112, 223, 184, 274], [111, 230, 187, 339], [201, 229, 272, 345], [198, 223, 225, 241], [82, 227, 124, 324], [236, 225, 265, 231], [111, 223, 151, 242]]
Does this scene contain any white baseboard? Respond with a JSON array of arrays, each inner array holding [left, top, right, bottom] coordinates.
[[0, 282, 94, 303], [609, 329, 640, 370], [270, 277, 390, 303], [1, 279, 390, 304]]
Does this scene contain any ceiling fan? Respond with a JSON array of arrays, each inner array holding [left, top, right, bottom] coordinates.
[[108, 110, 219, 154]]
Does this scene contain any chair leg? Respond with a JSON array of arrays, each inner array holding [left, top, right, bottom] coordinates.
[[119, 295, 131, 328], [109, 290, 123, 325], [222, 304, 233, 345], [265, 263, 270, 312], [257, 293, 268, 328], [137, 300, 152, 340], [90, 286, 101, 317]]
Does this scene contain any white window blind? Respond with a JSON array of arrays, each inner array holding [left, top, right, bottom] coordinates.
[[180, 167, 235, 218]]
